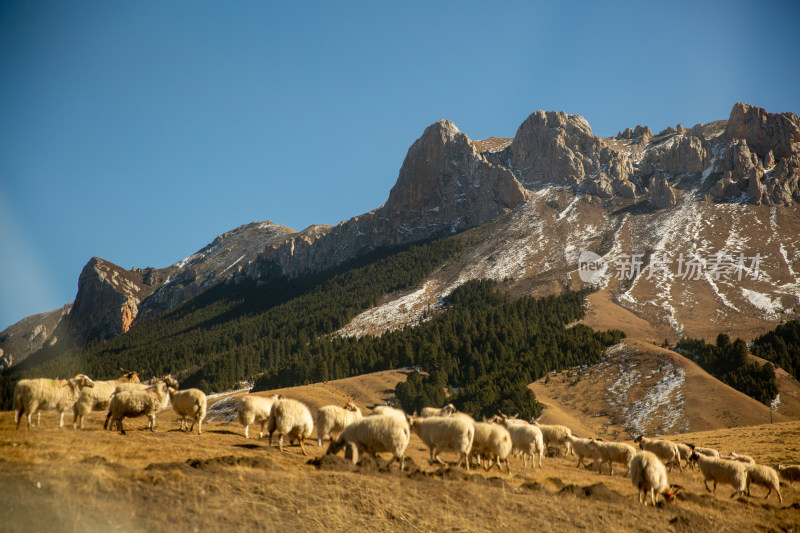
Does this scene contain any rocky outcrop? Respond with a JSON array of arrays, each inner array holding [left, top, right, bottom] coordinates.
[[250, 120, 530, 279], [0, 304, 71, 366], [509, 110, 636, 197], [726, 102, 800, 160], [706, 104, 800, 204], [650, 173, 677, 209], [64, 258, 152, 342]]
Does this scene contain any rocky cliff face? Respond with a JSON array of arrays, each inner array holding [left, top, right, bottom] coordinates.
[[63, 258, 155, 342], [245, 120, 530, 280]]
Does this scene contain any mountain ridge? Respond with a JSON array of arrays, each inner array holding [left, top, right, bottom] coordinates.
[[2, 101, 799, 366]]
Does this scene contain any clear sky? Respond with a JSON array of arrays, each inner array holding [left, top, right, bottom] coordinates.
[[1, 0, 799, 330]]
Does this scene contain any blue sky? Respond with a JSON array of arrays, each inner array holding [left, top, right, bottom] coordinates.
[[1, 1, 799, 330]]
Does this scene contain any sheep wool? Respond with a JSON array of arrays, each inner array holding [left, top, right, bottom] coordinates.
[[268, 398, 314, 455], [14, 375, 95, 430], [630, 451, 675, 505], [746, 464, 782, 503], [691, 452, 747, 498], [408, 415, 474, 470], [315, 401, 362, 447], [238, 394, 281, 439], [327, 414, 410, 471], [169, 387, 208, 435]]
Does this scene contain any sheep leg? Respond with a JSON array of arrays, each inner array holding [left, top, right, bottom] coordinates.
[[258, 421, 265, 440], [119, 418, 127, 435], [278, 434, 285, 452], [299, 436, 308, 456], [650, 488, 656, 506]]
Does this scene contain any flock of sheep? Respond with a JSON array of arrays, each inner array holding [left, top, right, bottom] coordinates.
[[10, 371, 800, 507]]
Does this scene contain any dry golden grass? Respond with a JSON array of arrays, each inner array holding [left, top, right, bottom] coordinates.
[[2, 369, 799, 533]]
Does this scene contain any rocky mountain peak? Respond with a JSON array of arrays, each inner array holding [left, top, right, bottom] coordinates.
[[725, 101, 800, 160], [385, 119, 527, 214]]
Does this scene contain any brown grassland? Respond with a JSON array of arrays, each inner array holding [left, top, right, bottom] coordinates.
[[2, 369, 799, 533]]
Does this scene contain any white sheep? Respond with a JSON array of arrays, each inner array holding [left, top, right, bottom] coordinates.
[[238, 394, 282, 439], [564, 435, 596, 469], [408, 415, 474, 470], [419, 403, 456, 417], [315, 400, 363, 447], [723, 451, 755, 465], [326, 414, 410, 471], [168, 387, 207, 435], [72, 370, 140, 430], [533, 421, 573, 456], [776, 464, 800, 486], [674, 442, 695, 470], [470, 421, 512, 472], [267, 398, 314, 455], [104, 381, 170, 435], [687, 444, 720, 459], [690, 451, 747, 498], [636, 436, 682, 472], [14, 374, 95, 429], [498, 418, 544, 469], [745, 464, 782, 503], [587, 439, 637, 475], [630, 451, 675, 505], [371, 405, 407, 419]]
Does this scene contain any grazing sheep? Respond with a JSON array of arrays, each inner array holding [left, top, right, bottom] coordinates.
[[630, 451, 675, 505], [420, 403, 456, 418], [723, 451, 755, 465], [14, 374, 95, 429], [674, 442, 695, 470], [635, 436, 682, 472], [690, 451, 747, 498], [408, 415, 474, 470], [533, 421, 573, 455], [776, 464, 800, 486], [267, 398, 314, 455], [238, 394, 282, 439], [746, 464, 782, 503], [470, 422, 512, 472], [587, 439, 637, 475], [498, 418, 544, 469], [168, 386, 207, 435], [104, 382, 170, 435], [326, 414, 410, 471], [371, 405, 407, 420], [315, 401, 363, 447], [72, 370, 140, 430], [564, 435, 596, 469], [686, 443, 720, 459]]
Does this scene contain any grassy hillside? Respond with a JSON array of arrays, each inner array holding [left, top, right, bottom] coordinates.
[[1, 370, 798, 533]]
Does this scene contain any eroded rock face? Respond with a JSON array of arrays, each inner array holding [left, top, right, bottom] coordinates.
[[650, 173, 677, 209], [251, 120, 530, 279], [65, 258, 150, 342], [726, 102, 800, 159], [708, 105, 800, 204]]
